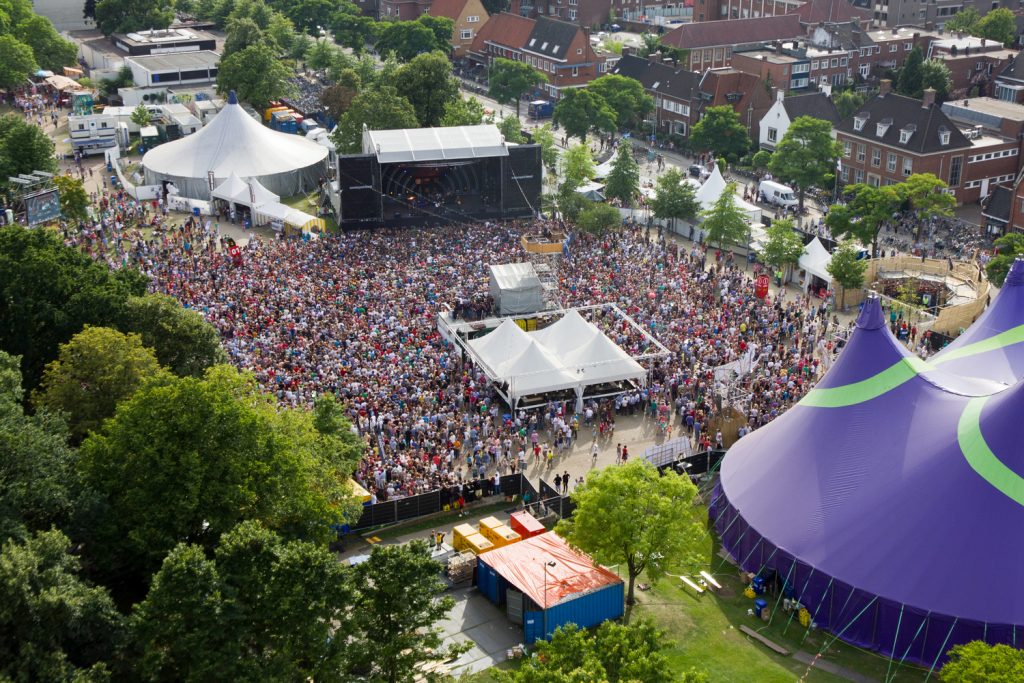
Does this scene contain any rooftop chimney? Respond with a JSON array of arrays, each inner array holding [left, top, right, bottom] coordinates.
[[922, 87, 936, 109], [879, 78, 892, 97], [774, 86, 784, 103], [648, 50, 661, 64]]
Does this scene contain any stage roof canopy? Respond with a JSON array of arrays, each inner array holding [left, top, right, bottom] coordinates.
[[362, 124, 509, 164]]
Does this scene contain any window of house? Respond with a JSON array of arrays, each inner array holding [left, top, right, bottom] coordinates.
[[467, 15, 479, 21], [714, 48, 723, 61], [859, 63, 870, 78], [872, 148, 881, 167], [867, 173, 880, 187], [903, 157, 913, 176], [541, 42, 548, 50], [857, 143, 865, 162], [811, 60, 819, 70], [887, 152, 897, 172], [890, 43, 898, 52], [567, 9, 576, 18], [949, 156, 962, 187], [571, 66, 578, 76], [876, 121, 890, 137], [854, 168, 865, 183], [831, 58, 839, 67], [899, 127, 913, 143], [767, 127, 777, 142], [904, 42, 912, 50], [939, 129, 950, 145], [674, 121, 687, 135], [461, 29, 472, 39], [853, 115, 867, 131], [843, 140, 852, 157], [841, 167, 850, 181], [840, 57, 847, 66]]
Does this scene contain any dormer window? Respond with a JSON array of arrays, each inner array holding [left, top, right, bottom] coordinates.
[[853, 113, 869, 131], [939, 126, 951, 145], [876, 118, 892, 137], [899, 124, 916, 144]]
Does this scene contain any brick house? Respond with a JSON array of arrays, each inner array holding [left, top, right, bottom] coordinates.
[[611, 53, 701, 138], [925, 33, 1015, 99], [759, 89, 840, 149], [379, 0, 430, 19], [468, 14, 609, 99], [427, 0, 489, 57], [698, 67, 775, 143], [660, 14, 804, 71], [992, 52, 1024, 104], [511, 0, 688, 29], [835, 82, 1022, 205]]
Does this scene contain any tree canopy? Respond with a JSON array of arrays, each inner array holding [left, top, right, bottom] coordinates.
[[556, 461, 708, 606], [759, 218, 805, 278], [768, 116, 840, 209], [940, 641, 1024, 683], [375, 18, 450, 61], [394, 51, 460, 127], [701, 182, 750, 250], [587, 74, 653, 130], [577, 202, 622, 235], [649, 167, 700, 233], [0, 35, 35, 90], [985, 233, 1024, 287], [119, 293, 228, 378], [826, 183, 902, 257], [690, 106, 750, 161], [897, 173, 955, 241], [896, 47, 924, 98], [52, 175, 90, 223], [12, 14, 77, 72], [216, 43, 295, 109], [0, 114, 56, 194], [94, 0, 174, 35], [441, 96, 487, 127], [498, 115, 527, 143], [834, 89, 867, 120], [977, 8, 1017, 48], [560, 143, 595, 195], [604, 143, 640, 205], [554, 88, 616, 141], [826, 240, 868, 308], [488, 58, 547, 117], [331, 86, 419, 153]]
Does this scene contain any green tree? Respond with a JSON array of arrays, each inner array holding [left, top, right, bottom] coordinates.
[[604, 143, 640, 205], [0, 352, 78, 542], [896, 46, 924, 98], [498, 115, 526, 143], [943, 7, 980, 34], [977, 8, 1016, 47], [897, 173, 956, 242], [77, 365, 363, 585], [130, 103, 152, 127], [701, 182, 750, 250], [587, 74, 653, 129], [33, 326, 163, 444], [533, 123, 559, 173], [332, 86, 419, 153], [554, 88, 616, 141], [0, 530, 123, 681], [759, 218, 805, 283], [556, 461, 708, 606], [320, 78, 360, 121], [690, 105, 750, 162], [577, 202, 621, 235], [768, 115, 841, 210], [0, 35, 36, 90], [132, 520, 354, 681], [921, 59, 952, 102], [329, 8, 375, 53], [418, 14, 455, 49], [288, 31, 312, 59], [52, 174, 90, 223], [118, 294, 227, 378], [560, 142, 594, 194], [984, 233, 1024, 286], [750, 149, 772, 171], [284, 0, 338, 34], [0, 225, 144, 392], [348, 541, 464, 683], [394, 51, 460, 127], [226, 0, 275, 28], [222, 17, 267, 58], [826, 183, 903, 258], [649, 167, 700, 233], [826, 240, 868, 308], [497, 620, 682, 683], [375, 21, 441, 62], [940, 641, 1024, 683], [265, 11, 297, 53], [94, 0, 174, 35], [14, 15, 77, 72], [834, 89, 868, 119], [488, 57, 547, 117], [441, 96, 487, 126], [217, 43, 294, 109], [305, 38, 339, 71]]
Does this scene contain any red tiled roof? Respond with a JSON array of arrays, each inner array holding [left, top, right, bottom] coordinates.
[[428, 0, 468, 20], [662, 14, 802, 50], [470, 12, 535, 54]]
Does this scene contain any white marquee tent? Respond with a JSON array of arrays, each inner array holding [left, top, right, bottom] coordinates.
[[143, 91, 328, 199], [695, 166, 761, 223], [798, 236, 833, 292], [467, 311, 646, 409], [489, 263, 544, 315], [211, 173, 281, 209]]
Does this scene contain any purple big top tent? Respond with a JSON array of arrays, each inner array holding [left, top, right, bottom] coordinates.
[[711, 259, 1024, 668]]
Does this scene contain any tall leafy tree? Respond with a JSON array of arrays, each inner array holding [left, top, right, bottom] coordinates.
[[320, 70, 361, 120], [418, 15, 455, 49], [441, 96, 487, 127], [33, 326, 164, 444], [132, 521, 355, 681], [119, 294, 226, 377], [943, 7, 980, 33], [921, 59, 952, 102], [604, 143, 640, 205], [897, 173, 956, 242], [329, 7, 375, 54], [834, 89, 867, 119], [701, 181, 750, 250], [394, 51, 460, 127], [0, 225, 144, 392], [577, 203, 621, 235], [52, 175, 90, 223], [896, 46, 924, 98], [0, 35, 36, 90], [498, 115, 526, 143], [14, 15, 77, 72], [217, 43, 295, 109], [77, 365, 363, 585], [553, 88, 616, 141], [305, 38, 339, 71], [560, 142, 594, 194], [587, 74, 653, 129], [348, 542, 464, 682], [94, 0, 174, 35], [826, 240, 868, 309], [556, 461, 708, 606], [488, 58, 547, 117], [690, 105, 750, 161], [768, 116, 841, 210], [759, 218, 805, 283], [130, 103, 152, 127], [826, 183, 902, 257], [940, 641, 1024, 682], [532, 123, 559, 174], [977, 8, 1017, 48], [265, 11, 297, 52], [0, 530, 124, 681], [375, 21, 442, 62], [984, 233, 1024, 286], [331, 86, 419, 153], [649, 167, 700, 233], [0, 352, 78, 542], [222, 17, 267, 58], [284, 0, 338, 34]]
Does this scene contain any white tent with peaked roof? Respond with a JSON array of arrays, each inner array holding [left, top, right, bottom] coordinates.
[[694, 166, 761, 223], [798, 236, 833, 291]]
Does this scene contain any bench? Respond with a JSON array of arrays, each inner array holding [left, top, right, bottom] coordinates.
[[680, 575, 705, 596], [700, 570, 722, 590], [739, 625, 791, 656]]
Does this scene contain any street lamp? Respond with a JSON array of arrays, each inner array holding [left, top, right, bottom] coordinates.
[[542, 560, 557, 641]]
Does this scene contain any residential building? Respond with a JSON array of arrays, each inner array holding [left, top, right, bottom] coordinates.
[[835, 81, 1021, 204], [698, 67, 775, 143], [926, 33, 1015, 98], [993, 52, 1024, 104], [864, 0, 1018, 28], [611, 54, 701, 138], [469, 14, 609, 99], [379, 0, 430, 19], [512, 0, 690, 28], [942, 97, 1024, 193], [759, 89, 840, 149], [660, 14, 804, 70], [427, 0, 489, 57]]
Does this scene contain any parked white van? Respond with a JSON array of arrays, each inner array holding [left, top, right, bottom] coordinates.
[[758, 180, 799, 208]]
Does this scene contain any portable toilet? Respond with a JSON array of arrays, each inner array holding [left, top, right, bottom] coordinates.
[[452, 523, 477, 552]]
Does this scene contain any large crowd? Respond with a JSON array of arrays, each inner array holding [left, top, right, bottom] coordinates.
[[62, 206, 839, 501]]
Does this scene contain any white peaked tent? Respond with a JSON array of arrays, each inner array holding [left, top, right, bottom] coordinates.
[[695, 166, 761, 223], [211, 173, 282, 209], [798, 236, 833, 291], [502, 340, 580, 397], [143, 91, 328, 199], [531, 309, 598, 355], [471, 318, 533, 375], [489, 263, 544, 315]]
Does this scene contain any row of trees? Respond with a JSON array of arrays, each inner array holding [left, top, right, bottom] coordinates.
[[943, 7, 1018, 49], [0, 0, 77, 88]]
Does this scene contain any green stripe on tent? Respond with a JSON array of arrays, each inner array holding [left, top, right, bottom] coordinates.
[[931, 323, 1024, 366], [957, 396, 1024, 507]]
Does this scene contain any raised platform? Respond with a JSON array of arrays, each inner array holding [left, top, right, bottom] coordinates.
[[521, 232, 567, 254]]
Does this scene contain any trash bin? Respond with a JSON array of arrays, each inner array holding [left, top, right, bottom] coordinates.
[[752, 576, 766, 595], [192, 207, 201, 217], [754, 598, 768, 618]]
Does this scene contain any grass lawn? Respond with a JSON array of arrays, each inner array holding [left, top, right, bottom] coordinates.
[[281, 193, 338, 233]]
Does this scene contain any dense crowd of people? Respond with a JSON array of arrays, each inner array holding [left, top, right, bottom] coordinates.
[[63, 210, 842, 501]]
